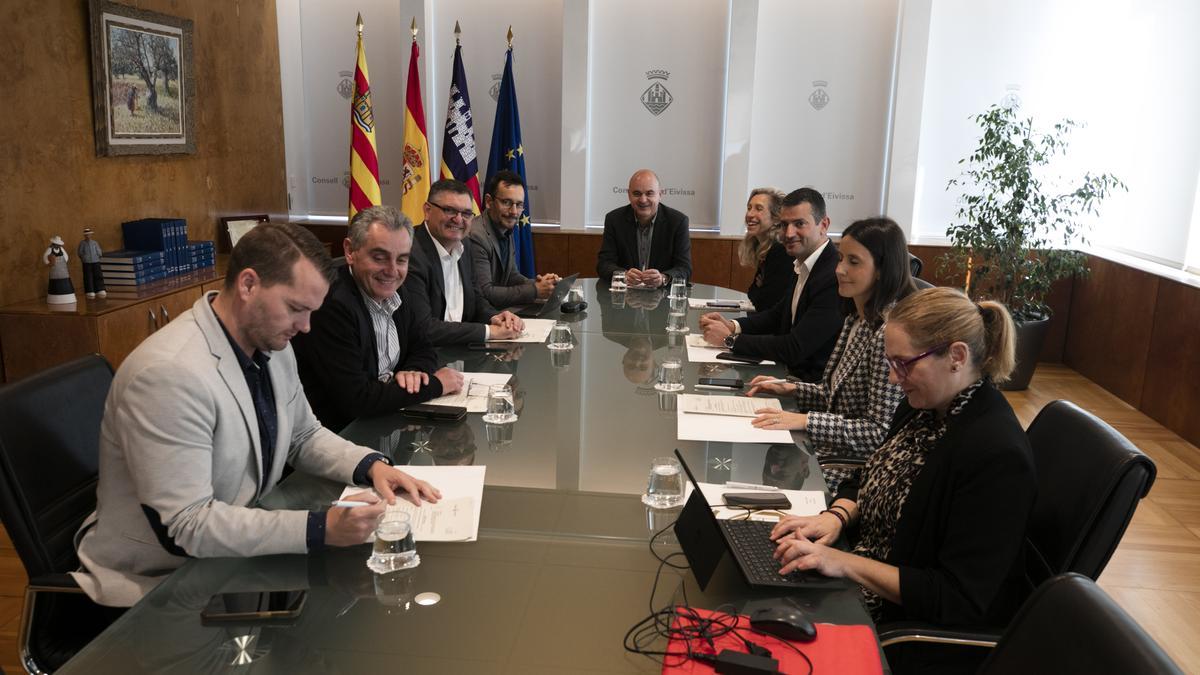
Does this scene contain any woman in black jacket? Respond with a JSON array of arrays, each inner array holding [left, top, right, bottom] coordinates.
[[737, 187, 792, 310], [770, 287, 1036, 673]]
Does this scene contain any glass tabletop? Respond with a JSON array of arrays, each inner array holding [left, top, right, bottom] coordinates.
[[58, 280, 886, 674]]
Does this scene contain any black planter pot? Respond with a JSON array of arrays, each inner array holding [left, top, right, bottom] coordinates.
[[1000, 315, 1051, 391]]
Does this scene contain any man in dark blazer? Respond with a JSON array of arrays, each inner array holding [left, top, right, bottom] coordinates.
[[596, 168, 692, 288], [699, 188, 843, 381], [469, 170, 561, 308], [406, 179, 525, 345], [293, 206, 465, 431]]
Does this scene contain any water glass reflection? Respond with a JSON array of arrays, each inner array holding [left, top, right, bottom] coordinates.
[[655, 358, 684, 392], [367, 513, 419, 573], [566, 286, 585, 305], [642, 456, 685, 509], [611, 271, 627, 291], [666, 310, 689, 334], [669, 279, 688, 299], [669, 294, 687, 312], [547, 321, 573, 350], [482, 384, 518, 424], [485, 422, 513, 452], [550, 347, 573, 369]]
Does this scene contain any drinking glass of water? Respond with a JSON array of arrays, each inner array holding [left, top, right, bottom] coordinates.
[[611, 271, 627, 291], [669, 279, 688, 299], [482, 384, 518, 424], [666, 310, 689, 334], [642, 456, 685, 509], [669, 294, 687, 312], [655, 358, 684, 392], [367, 512, 419, 573], [547, 321, 573, 350]]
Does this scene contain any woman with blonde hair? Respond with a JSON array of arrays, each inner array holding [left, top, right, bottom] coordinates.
[[770, 287, 1036, 674], [737, 187, 791, 310]]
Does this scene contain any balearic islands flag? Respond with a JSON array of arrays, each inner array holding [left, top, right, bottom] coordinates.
[[439, 40, 482, 212], [400, 34, 431, 225], [348, 16, 381, 220], [486, 43, 535, 276]]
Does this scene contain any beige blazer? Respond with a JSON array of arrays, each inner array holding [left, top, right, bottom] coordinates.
[[72, 292, 372, 607]]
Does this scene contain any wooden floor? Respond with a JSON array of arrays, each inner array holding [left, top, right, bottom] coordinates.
[[0, 363, 1196, 673]]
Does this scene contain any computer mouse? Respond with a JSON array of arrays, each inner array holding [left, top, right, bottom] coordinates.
[[748, 606, 818, 642]]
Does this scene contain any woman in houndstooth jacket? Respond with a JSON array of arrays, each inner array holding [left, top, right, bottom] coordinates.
[[747, 217, 916, 492]]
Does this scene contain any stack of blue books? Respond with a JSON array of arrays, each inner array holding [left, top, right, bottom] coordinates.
[[188, 241, 216, 270], [122, 218, 190, 275], [101, 250, 168, 287]]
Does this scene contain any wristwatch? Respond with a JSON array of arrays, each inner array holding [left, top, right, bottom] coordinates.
[[724, 334, 737, 349]]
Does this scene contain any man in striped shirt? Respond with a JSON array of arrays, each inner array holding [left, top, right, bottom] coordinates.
[[294, 206, 463, 431]]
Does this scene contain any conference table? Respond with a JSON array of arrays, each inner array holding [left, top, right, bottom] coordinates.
[[58, 281, 886, 674]]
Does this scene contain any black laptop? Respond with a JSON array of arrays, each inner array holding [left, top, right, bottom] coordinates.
[[510, 273, 579, 318], [672, 449, 834, 590]]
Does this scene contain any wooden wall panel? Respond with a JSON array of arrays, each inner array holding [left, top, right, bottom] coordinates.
[[728, 245, 756, 297], [566, 233, 603, 278], [0, 0, 287, 309], [1140, 279, 1200, 447], [533, 232, 569, 277], [690, 238, 732, 287], [1064, 255, 1159, 407]]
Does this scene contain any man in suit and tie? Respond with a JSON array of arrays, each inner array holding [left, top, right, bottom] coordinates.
[[699, 188, 843, 381], [469, 170, 562, 308], [293, 205, 465, 432], [406, 178, 525, 345], [72, 223, 441, 607], [596, 169, 692, 288]]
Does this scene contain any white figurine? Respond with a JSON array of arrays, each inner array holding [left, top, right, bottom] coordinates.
[[44, 235, 77, 305]]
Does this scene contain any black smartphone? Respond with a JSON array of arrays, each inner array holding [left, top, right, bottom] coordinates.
[[706, 300, 742, 309], [697, 377, 744, 389], [400, 403, 467, 421], [716, 352, 763, 365], [722, 492, 792, 509], [201, 590, 307, 623]]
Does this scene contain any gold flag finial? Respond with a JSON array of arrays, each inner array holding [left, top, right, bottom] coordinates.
[[506, 25, 513, 48], [410, 17, 418, 41], [454, 20, 462, 45], [356, 13, 363, 36]]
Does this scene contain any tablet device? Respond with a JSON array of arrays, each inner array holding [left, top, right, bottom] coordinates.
[[400, 403, 467, 421]]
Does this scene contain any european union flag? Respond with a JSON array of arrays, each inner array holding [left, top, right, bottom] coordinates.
[[486, 47, 534, 277]]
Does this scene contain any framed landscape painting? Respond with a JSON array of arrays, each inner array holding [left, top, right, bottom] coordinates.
[[88, 0, 196, 156]]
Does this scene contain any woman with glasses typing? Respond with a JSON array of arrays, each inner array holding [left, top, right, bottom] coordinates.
[[738, 187, 791, 310], [770, 287, 1036, 674], [745, 217, 916, 492]]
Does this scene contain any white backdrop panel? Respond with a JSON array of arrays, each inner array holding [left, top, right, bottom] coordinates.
[[914, 0, 1200, 265], [430, 2, 563, 223], [585, 0, 729, 228], [746, 0, 899, 232]]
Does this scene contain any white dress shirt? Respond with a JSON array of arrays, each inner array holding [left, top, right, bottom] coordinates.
[[429, 234, 490, 339]]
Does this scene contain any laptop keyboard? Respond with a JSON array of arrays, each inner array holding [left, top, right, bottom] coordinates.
[[720, 519, 811, 585]]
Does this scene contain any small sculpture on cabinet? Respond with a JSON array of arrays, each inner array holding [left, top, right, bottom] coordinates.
[[78, 228, 107, 299], [43, 235, 77, 305]]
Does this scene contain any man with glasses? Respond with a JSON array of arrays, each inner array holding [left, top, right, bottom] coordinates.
[[406, 179, 525, 345], [293, 205, 465, 432], [469, 170, 562, 307], [596, 168, 692, 289]]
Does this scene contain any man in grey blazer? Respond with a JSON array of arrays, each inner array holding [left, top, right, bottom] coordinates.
[[406, 179, 525, 345], [469, 170, 561, 308], [72, 224, 440, 607]]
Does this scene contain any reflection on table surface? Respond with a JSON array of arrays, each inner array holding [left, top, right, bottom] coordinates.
[[58, 281, 884, 674]]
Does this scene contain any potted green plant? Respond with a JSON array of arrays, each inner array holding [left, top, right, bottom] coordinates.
[[941, 104, 1125, 390]]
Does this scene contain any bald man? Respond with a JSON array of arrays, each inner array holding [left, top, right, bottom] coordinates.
[[596, 169, 692, 289]]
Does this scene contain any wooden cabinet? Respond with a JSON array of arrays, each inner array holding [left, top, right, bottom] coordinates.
[[0, 269, 220, 383]]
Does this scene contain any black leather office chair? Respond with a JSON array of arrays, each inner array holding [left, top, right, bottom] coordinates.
[[875, 399, 1157, 652], [0, 354, 125, 673], [907, 252, 924, 278], [978, 573, 1182, 674]]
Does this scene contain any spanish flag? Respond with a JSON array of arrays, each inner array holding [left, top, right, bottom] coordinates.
[[400, 33, 430, 225], [348, 15, 381, 220], [439, 37, 482, 212]]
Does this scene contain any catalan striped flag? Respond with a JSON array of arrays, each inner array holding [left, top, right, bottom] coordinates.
[[348, 15, 381, 220], [439, 39, 482, 212], [486, 44, 535, 276], [400, 33, 431, 225]]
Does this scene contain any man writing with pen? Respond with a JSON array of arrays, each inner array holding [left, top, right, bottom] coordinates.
[[597, 169, 693, 289]]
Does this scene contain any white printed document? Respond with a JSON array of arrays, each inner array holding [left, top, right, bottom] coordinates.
[[425, 372, 512, 412], [340, 465, 485, 541], [684, 334, 776, 366], [686, 482, 826, 521], [678, 394, 782, 418], [688, 298, 754, 312], [487, 318, 555, 343], [676, 408, 794, 444]]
